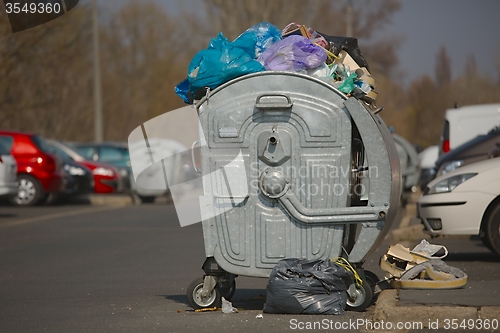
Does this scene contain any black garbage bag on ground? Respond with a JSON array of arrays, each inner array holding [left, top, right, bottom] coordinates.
[[263, 258, 352, 315]]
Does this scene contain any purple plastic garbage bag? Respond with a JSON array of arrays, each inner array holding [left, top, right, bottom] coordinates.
[[258, 35, 327, 72]]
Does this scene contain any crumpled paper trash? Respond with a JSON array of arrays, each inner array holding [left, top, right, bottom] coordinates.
[[411, 239, 448, 259], [380, 240, 448, 278]]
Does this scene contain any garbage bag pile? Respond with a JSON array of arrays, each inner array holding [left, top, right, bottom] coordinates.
[[262, 258, 352, 315], [175, 22, 377, 105]]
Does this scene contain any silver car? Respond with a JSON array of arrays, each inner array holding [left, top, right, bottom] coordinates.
[[0, 136, 18, 200]]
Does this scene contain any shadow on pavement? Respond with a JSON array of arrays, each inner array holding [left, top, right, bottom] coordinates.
[[0, 195, 92, 207], [445, 251, 499, 262], [162, 289, 267, 311]]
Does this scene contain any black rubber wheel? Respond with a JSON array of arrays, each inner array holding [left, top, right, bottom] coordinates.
[[480, 229, 495, 252], [482, 203, 500, 256], [186, 278, 222, 310], [139, 196, 156, 203], [44, 192, 63, 205], [346, 280, 373, 312], [9, 174, 44, 206], [364, 270, 380, 289], [131, 193, 142, 205], [217, 279, 236, 300]]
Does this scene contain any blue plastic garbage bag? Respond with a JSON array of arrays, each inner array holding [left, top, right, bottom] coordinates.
[[263, 258, 352, 315], [175, 78, 191, 104], [175, 32, 265, 103], [232, 22, 282, 58], [258, 35, 327, 72]]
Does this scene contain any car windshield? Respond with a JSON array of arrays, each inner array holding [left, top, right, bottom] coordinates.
[[100, 146, 130, 162], [0, 135, 13, 155], [31, 135, 52, 154], [48, 144, 73, 161], [118, 147, 130, 160], [74, 146, 96, 160]]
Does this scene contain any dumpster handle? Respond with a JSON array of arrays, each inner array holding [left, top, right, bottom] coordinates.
[[191, 140, 201, 174], [255, 93, 293, 110]]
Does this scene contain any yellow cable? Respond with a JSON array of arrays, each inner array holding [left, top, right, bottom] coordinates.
[[331, 257, 363, 288], [194, 307, 219, 312]]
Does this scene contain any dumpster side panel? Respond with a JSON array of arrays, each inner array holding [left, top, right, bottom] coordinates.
[[199, 73, 352, 277]]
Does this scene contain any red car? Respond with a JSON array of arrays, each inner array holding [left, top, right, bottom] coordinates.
[[0, 130, 66, 206], [46, 139, 122, 194]]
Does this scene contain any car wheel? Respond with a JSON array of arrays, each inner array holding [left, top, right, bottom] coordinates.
[[44, 193, 60, 205], [139, 195, 155, 203], [482, 202, 500, 256], [10, 175, 44, 206]]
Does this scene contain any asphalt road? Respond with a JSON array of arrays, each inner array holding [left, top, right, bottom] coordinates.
[[1, 200, 499, 333], [0, 201, 369, 333]]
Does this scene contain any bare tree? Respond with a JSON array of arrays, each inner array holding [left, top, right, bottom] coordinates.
[[11, 0, 498, 150], [403, 51, 500, 149], [99, 1, 196, 141], [435, 45, 451, 86], [463, 53, 478, 79], [0, 2, 93, 139], [495, 46, 500, 85], [195, 0, 402, 76]]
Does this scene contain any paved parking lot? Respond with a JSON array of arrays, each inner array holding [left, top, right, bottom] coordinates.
[[1, 197, 499, 333]]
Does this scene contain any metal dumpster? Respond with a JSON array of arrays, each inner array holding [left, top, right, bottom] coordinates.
[[187, 71, 401, 311]]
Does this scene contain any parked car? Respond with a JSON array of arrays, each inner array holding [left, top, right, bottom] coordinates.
[[439, 103, 500, 156], [0, 135, 18, 200], [45, 141, 94, 203], [128, 138, 187, 204], [0, 130, 65, 206], [393, 134, 420, 193], [418, 145, 438, 191], [433, 126, 500, 180], [46, 140, 122, 194], [71, 142, 131, 190], [418, 157, 500, 255]]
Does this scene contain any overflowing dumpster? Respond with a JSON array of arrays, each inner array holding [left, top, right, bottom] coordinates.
[[152, 21, 405, 312], [186, 71, 401, 312]]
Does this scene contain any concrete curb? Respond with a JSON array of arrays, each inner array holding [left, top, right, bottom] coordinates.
[[369, 194, 500, 331], [372, 289, 500, 329]]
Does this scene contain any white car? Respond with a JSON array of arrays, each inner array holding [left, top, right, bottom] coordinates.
[[0, 136, 18, 199], [418, 157, 500, 255], [128, 138, 188, 204]]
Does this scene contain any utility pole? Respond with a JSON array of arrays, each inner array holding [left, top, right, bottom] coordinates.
[[346, 3, 353, 37], [92, 0, 103, 142]]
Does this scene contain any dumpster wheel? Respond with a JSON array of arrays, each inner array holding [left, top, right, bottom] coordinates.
[[364, 270, 380, 289], [187, 278, 222, 310], [346, 280, 373, 312], [217, 279, 236, 300]]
